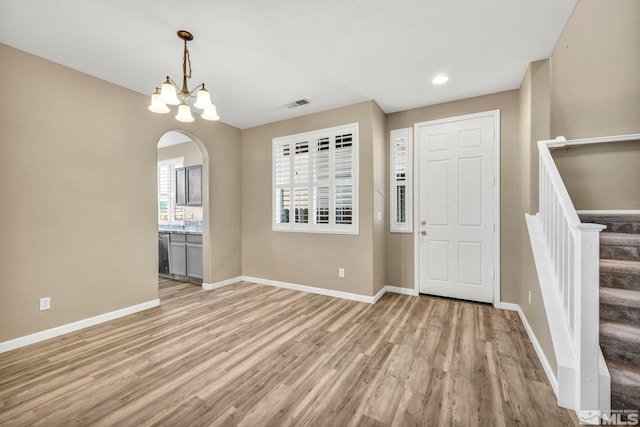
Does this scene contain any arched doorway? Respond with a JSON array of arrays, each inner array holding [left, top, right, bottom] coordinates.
[[156, 130, 211, 287]]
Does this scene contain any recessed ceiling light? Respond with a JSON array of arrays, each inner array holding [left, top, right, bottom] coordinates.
[[432, 75, 449, 85]]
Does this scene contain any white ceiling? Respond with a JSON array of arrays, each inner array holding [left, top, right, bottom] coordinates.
[[157, 131, 193, 148], [0, 0, 576, 129]]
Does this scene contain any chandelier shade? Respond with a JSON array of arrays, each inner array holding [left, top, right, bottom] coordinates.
[[201, 105, 220, 121], [149, 30, 220, 122], [176, 104, 195, 122], [160, 81, 180, 105], [194, 87, 214, 109], [148, 89, 170, 113]]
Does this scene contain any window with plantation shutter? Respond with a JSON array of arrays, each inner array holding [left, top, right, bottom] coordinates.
[[158, 157, 184, 225], [273, 123, 359, 234], [390, 128, 412, 232]]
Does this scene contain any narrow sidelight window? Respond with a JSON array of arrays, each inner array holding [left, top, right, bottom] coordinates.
[[390, 128, 412, 232]]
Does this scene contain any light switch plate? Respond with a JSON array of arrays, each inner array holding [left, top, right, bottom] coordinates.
[[40, 297, 50, 311]]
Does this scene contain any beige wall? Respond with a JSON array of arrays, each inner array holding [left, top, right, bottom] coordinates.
[[385, 90, 521, 304], [241, 101, 381, 297], [158, 141, 204, 221], [0, 43, 241, 342], [551, 0, 640, 139], [517, 60, 557, 375], [552, 140, 640, 210], [372, 103, 387, 294], [549, 0, 640, 210]]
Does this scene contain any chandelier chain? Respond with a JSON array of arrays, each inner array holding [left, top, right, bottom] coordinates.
[[184, 40, 192, 80]]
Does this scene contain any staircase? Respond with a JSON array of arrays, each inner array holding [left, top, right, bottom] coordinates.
[[581, 213, 640, 411]]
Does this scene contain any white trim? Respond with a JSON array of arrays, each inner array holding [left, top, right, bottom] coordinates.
[[493, 112, 501, 308], [512, 303, 559, 397], [372, 286, 387, 303], [496, 302, 519, 311], [577, 210, 640, 215], [202, 276, 244, 290], [0, 298, 160, 354], [241, 276, 378, 303], [384, 285, 419, 296], [544, 133, 640, 148], [204, 276, 419, 303], [526, 213, 577, 408], [412, 110, 501, 307], [372, 286, 420, 302]]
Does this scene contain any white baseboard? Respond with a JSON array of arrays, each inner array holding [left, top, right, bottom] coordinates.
[[577, 210, 640, 215], [241, 276, 379, 303], [496, 302, 519, 311], [504, 302, 559, 397], [384, 285, 419, 296], [372, 286, 386, 303], [239, 277, 420, 304], [202, 276, 244, 290], [0, 298, 160, 354]]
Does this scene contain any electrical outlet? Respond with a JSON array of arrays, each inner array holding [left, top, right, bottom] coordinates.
[[40, 297, 51, 311], [338, 268, 345, 278], [528, 291, 531, 305]]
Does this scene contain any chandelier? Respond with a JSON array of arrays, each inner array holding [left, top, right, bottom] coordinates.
[[148, 30, 220, 122]]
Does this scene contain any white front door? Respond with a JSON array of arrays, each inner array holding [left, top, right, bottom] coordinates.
[[415, 111, 498, 303]]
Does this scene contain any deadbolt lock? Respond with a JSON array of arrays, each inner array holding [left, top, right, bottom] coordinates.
[[421, 220, 427, 226]]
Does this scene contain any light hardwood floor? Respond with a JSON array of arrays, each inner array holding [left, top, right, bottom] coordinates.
[[0, 278, 577, 426]]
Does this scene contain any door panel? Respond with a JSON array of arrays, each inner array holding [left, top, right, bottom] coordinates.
[[458, 157, 482, 226], [427, 240, 449, 281], [417, 114, 495, 303], [426, 160, 449, 225]]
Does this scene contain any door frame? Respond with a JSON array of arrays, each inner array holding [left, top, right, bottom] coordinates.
[[412, 110, 501, 307]]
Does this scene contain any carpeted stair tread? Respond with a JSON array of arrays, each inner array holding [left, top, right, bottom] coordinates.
[[601, 287, 640, 309], [600, 321, 640, 366], [601, 259, 640, 274], [600, 233, 640, 262], [588, 214, 640, 407], [600, 287, 640, 324], [601, 259, 640, 291], [607, 360, 640, 411], [581, 214, 640, 223], [601, 232, 640, 247], [580, 214, 640, 234]]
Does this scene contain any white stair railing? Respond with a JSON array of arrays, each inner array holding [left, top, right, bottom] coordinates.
[[537, 137, 606, 414], [530, 133, 639, 418]]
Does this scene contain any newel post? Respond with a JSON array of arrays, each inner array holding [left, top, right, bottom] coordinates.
[[573, 223, 606, 412]]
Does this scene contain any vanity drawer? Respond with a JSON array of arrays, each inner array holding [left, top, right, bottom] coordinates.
[[187, 234, 202, 244], [170, 233, 187, 243]]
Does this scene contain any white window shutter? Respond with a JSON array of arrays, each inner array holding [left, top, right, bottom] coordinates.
[[272, 123, 359, 234], [158, 157, 184, 225]]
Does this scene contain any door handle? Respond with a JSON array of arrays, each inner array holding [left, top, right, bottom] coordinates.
[[420, 230, 427, 236]]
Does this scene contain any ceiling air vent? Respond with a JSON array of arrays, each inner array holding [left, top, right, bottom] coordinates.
[[286, 99, 310, 108]]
